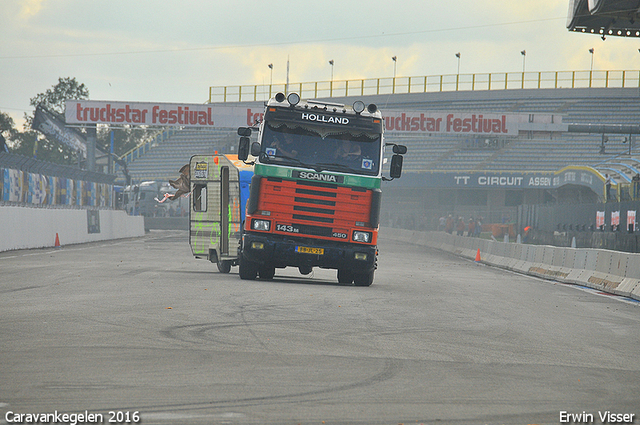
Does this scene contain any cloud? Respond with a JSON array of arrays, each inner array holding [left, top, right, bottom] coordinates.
[[485, 0, 567, 19], [20, 0, 47, 18]]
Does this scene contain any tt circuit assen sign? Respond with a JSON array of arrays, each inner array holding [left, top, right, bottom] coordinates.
[[398, 167, 606, 198], [65, 100, 255, 128]]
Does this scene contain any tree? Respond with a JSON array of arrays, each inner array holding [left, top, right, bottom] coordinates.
[[0, 111, 20, 152], [0, 111, 16, 135], [8, 130, 39, 157], [22, 77, 90, 164], [28, 77, 89, 117], [1, 111, 17, 140], [7, 77, 150, 167]]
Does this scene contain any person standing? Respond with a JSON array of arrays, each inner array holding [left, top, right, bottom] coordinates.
[[633, 173, 640, 200], [456, 217, 465, 236], [445, 214, 454, 234], [474, 217, 483, 237], [467, 217, 475, 237]]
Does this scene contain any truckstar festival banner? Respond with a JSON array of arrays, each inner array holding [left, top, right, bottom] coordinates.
[[246, 108, 520, 136], [65, 100, 254, 128], [382, 111, 519, 136], [66, 100, 532, 137]]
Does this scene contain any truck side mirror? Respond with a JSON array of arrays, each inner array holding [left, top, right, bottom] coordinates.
[[393, 144, 407, 154], [250, 142, 261, 157], [390, 154, 403, 179], [238, 137, 251, 161], [238, 127, 252, 136]]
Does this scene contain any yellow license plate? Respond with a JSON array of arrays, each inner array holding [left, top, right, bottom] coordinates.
[[296, 246, 324, 255]]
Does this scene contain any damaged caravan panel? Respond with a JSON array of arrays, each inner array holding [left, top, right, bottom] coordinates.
[[189, 154, 253, 273]]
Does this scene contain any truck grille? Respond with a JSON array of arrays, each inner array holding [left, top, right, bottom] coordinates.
[[258, 178, 372, 235]]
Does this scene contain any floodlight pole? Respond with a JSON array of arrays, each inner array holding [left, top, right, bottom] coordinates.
[[455, 53, 461, 90], [86, 125, 96, 172], [391, 56, 397, 93], [589, 48, 594, 87]]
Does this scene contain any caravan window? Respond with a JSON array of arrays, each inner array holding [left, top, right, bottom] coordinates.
[[193, 184, 207, 212]]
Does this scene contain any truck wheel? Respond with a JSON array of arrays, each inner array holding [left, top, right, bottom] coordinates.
[[337, 269, 353, 285], [217, 260, 232, 273], [258, 265, 275, 280], [238, 256, 258, 280], [353, 270, 374, 287]]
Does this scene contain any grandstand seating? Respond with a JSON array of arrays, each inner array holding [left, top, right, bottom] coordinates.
[[124, 128, 238, 182]]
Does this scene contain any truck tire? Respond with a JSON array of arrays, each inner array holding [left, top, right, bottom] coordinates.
[[337, 269, 353, 285], [217, 260, 232, 273], [353, 270, 374, 287], [258, 265, 275, 280], [238, 256, 258, 280]]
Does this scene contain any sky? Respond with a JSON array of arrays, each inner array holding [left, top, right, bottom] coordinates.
[[2, 0, 639, 130]]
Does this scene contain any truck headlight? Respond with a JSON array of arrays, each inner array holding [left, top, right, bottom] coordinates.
[[354, 252, 368, 261], [352, 231, 371, 243], [252, 219, 271, 231]]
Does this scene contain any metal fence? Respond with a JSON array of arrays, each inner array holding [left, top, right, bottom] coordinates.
[[519, 201, 640, 233], [209, 69, 640, 103], [0, 152, 115, 209], [0, 152, 115, 184]]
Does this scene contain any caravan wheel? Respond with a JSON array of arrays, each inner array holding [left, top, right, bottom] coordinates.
[[217, 260, 232, 273]]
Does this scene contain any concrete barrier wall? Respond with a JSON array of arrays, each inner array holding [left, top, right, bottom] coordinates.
[[380, 227, 640, 301], [0, 206, 145, 252]]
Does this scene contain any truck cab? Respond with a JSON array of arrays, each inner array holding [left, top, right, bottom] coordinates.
[[237, 93, 405, 286]]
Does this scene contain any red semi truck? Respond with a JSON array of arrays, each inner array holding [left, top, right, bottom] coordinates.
[[236, 92, 406, 286]]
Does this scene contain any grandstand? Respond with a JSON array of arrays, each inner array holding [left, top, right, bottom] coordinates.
[[348, 87, 640, 184], [123, 128, 240, 183], [121, 86, 640, 189]]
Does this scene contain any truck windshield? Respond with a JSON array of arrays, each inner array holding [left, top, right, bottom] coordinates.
[[260, 120, 381, 176]]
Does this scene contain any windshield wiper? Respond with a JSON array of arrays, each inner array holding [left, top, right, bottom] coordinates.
[[313, 162, 360, 174], [260, 152, 316, 171]]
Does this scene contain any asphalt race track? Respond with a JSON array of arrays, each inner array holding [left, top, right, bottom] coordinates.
[[1, 230, 639, 425]]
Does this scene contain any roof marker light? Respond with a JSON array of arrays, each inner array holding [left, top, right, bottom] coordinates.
[[287, 93, 300, 106]]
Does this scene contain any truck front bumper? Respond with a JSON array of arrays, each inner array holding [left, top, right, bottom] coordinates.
[[241, 232, 376, 273]]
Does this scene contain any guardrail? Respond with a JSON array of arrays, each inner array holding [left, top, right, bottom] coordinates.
[[209, 70, 640, 103], [381, 227, 640, 301]]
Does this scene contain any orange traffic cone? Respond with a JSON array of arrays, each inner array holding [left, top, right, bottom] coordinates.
[[54, 233, 61, 248], [475, 248, 481, 262]]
